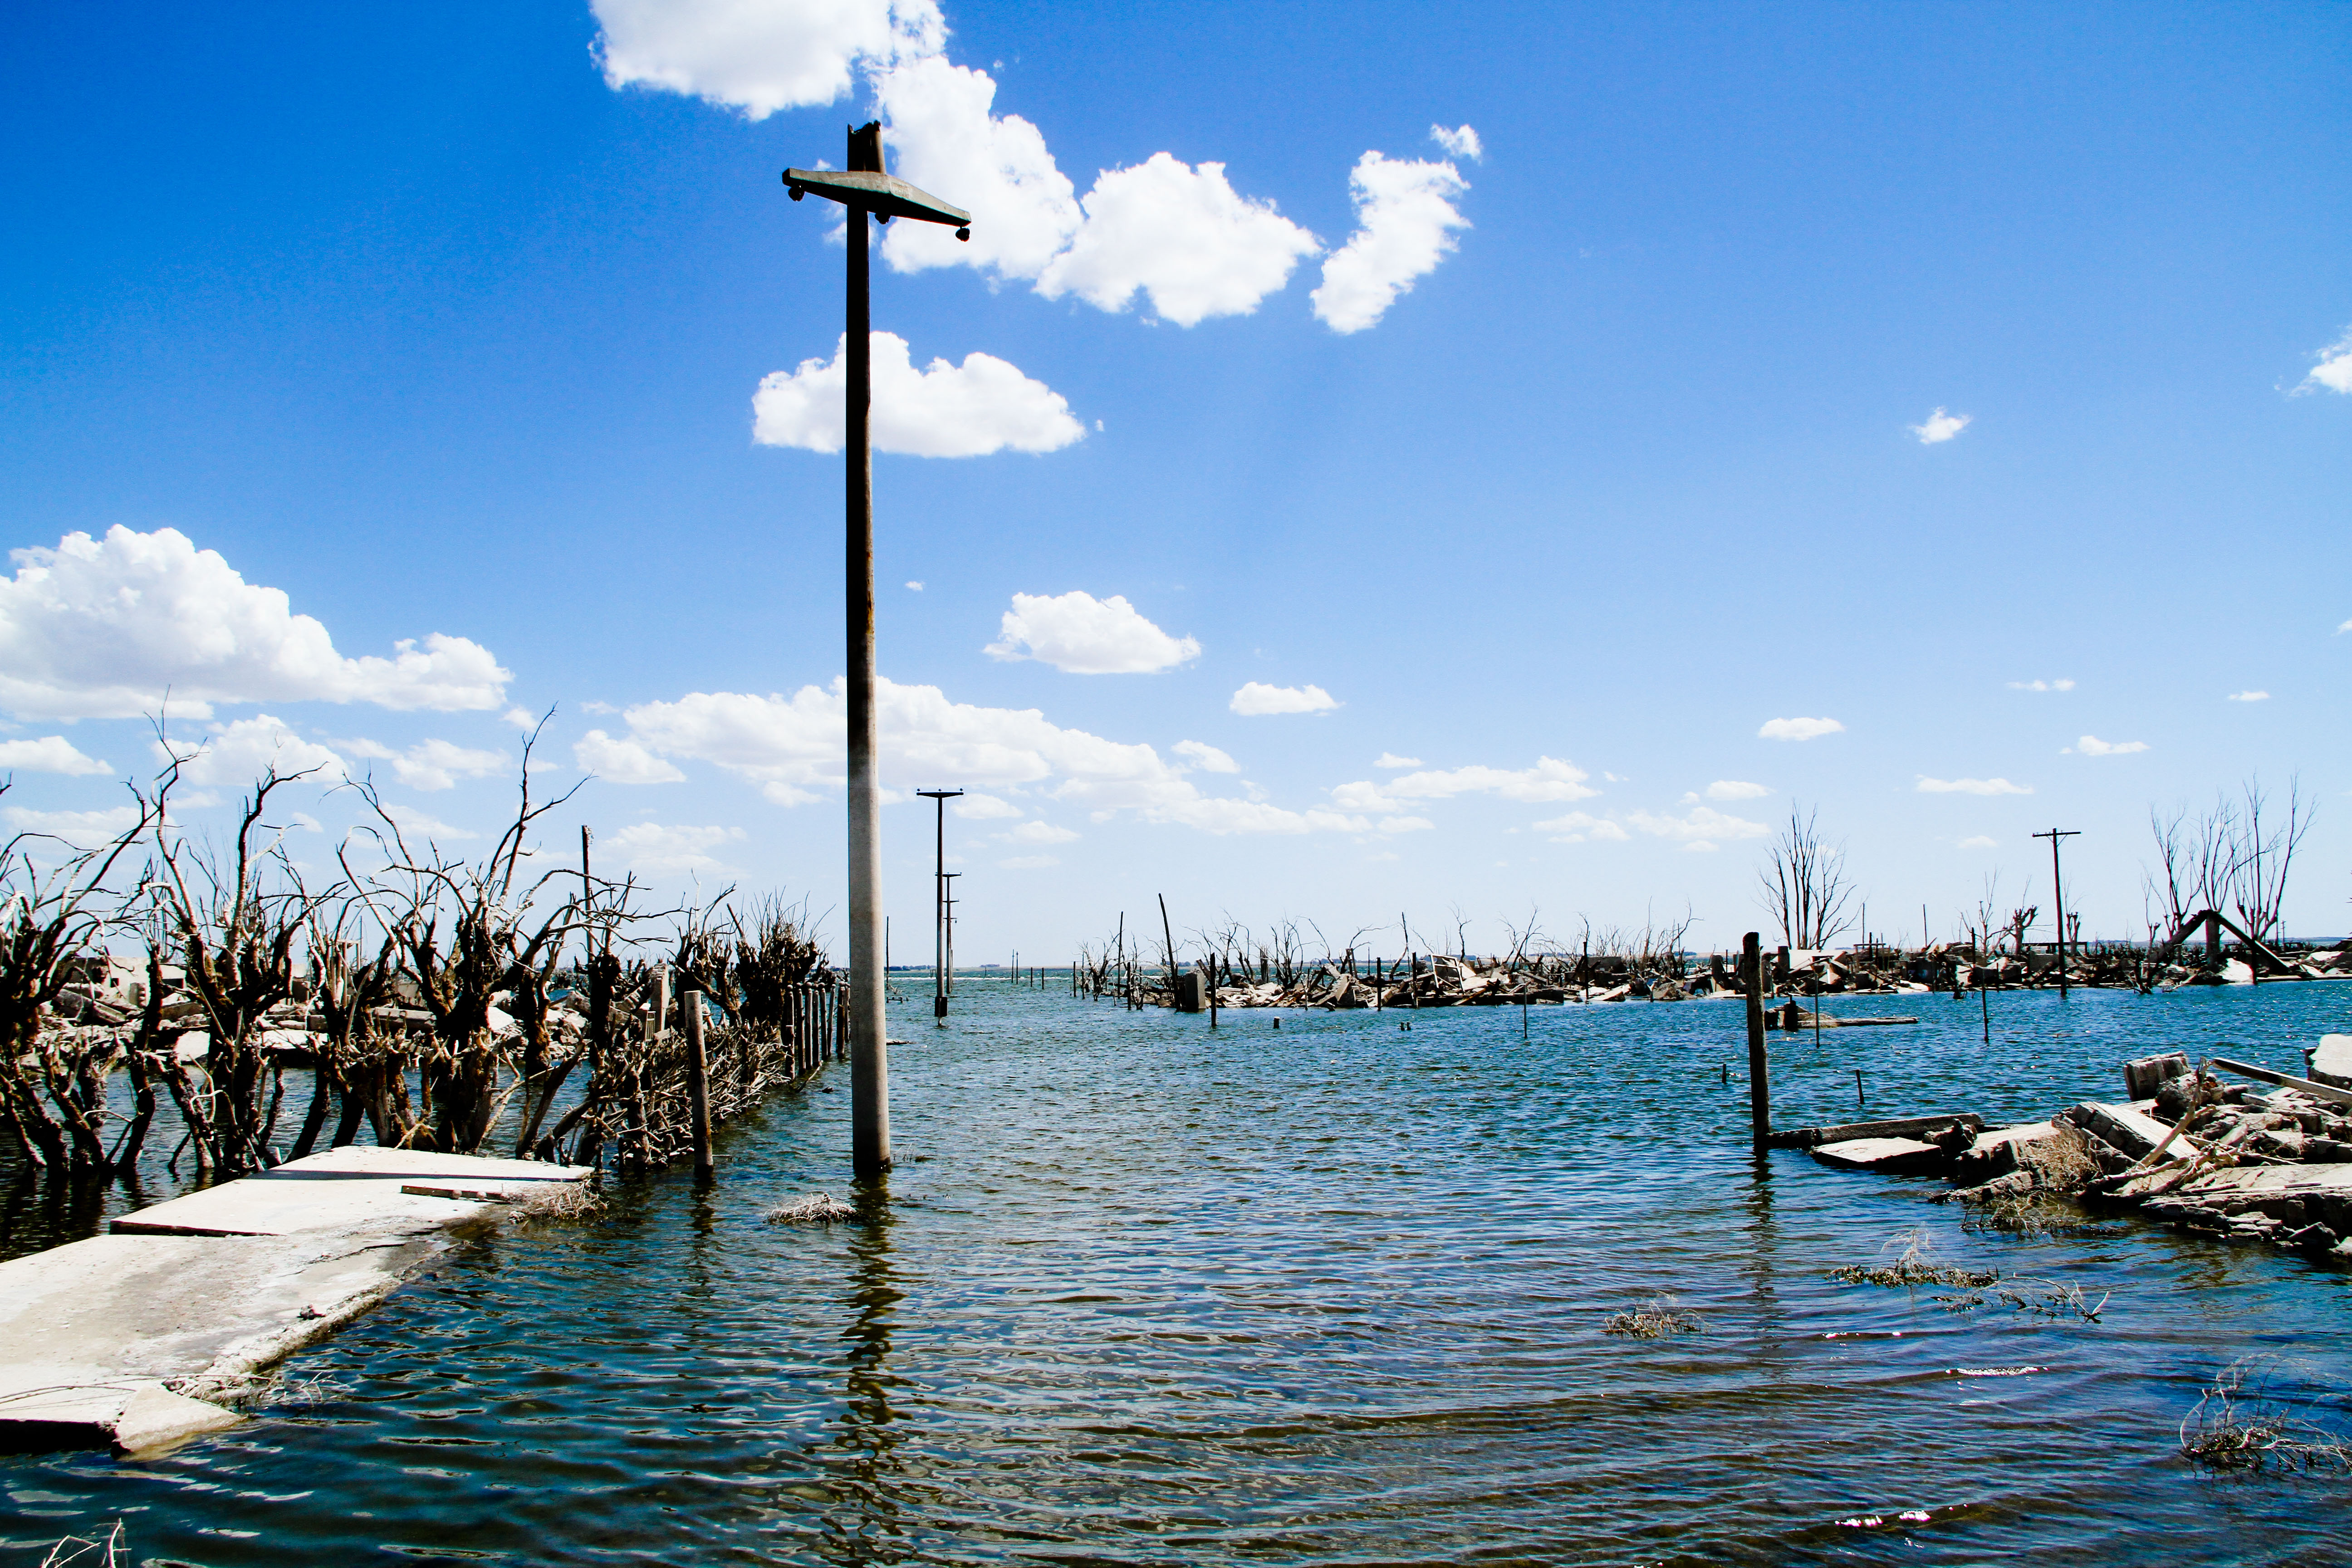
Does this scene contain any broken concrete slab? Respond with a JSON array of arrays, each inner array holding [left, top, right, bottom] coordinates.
[[1953, 1121, 2059, 1183], [2, 1147, 588, 1454], [113, 1146, 588, 1238], [2309, 1034, 2352, 1091], [1811, 1137, 1949, 1175], [2123, 1052, 2190, 1101], [1768, 1112, 1984, 1151], [2068, 1101, 2179, 1162]]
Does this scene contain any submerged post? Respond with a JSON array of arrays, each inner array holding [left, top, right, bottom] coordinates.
[[782, 123, 968, 1177], [1743, 931, 1770, 1150], [684, 986, 714, 1182]]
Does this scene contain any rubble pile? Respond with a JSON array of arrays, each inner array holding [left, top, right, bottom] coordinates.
[[1119, 934, 2352, 1014], [1801, 1036, 2352, 1263]]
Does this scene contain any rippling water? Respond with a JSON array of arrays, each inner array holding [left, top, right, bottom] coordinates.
[[6, 980, 2352, 1564]]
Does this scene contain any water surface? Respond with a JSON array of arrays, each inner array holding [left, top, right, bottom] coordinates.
[[5, 980, 2350, 1565]]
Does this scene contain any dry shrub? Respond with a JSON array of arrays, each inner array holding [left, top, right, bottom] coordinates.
[[1959, 1191, 2116, 1240], [2181, 1357, 2352, 1475], [1993, 1279, 2109, 1322], [173, 1369, 350, 1410], [1603, 1297, 1701, 1338], [767, 1192, 857, 1225], [2019, 1124, 2098, 1192], [511, 1181, 604, 1222], [1831, 1228, 1998, 1289]]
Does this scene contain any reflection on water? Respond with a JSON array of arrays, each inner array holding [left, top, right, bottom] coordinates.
[[827, 1178, 908, 1566], [3, 981, 2352, 1564]]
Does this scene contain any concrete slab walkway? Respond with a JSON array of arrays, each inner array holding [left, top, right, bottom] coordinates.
[[0, 1146, 587, 1455]]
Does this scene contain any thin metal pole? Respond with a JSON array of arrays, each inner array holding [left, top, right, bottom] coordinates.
[[844, 180, 888, 1177]]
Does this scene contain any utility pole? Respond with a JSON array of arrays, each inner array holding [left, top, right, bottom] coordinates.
[[942, 872, 960, 1003], [917, 789, 962, 1023], [2033, 828, 2081, 999], [782, 128, 970, 1177]]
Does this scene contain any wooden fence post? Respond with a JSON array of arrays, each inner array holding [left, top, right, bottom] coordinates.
[[684, 986, 714, 1181], [1744, 931, 1771, 1151]]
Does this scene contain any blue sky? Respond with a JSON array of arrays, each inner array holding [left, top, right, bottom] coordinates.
[[3, 0, 2348, 961]]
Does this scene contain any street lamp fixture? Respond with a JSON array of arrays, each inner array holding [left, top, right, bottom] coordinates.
[[781, 121, 970, 1177]]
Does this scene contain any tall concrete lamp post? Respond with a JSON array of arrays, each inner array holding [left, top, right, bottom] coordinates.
[[783, 123, 970, 1177]]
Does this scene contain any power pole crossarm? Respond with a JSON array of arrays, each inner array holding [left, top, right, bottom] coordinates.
[[2032, 828, 2082, 1000]]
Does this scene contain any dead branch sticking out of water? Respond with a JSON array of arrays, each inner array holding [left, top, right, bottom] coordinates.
[[1603, 1297, 1702, 1338], [1830, 1229, 1998, 1289], [767, 1192, 857, 1224], [1957, 1191, 2116, 1240], [38, 1523, 123, 1568], [2180, 1358, 2352, 1475]]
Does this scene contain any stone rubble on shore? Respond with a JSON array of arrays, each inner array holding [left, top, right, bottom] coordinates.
[[1802, 1035, 2352, 1261]]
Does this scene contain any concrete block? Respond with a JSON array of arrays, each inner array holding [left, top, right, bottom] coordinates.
[[2070, 1101, 2179, 1162], [2124, 1052, 2190, 1101], [2312, 1034, 2352, 1090], [1811, 1137, 1949, 1175]]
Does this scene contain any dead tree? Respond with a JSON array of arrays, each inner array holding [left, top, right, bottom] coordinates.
[[1756, 804, 1854, 951], [153, 762, 333, 1175], [353, 722, 585, 1156], [0, 781, 158, 1176], [2229, 775, 2313, 947]]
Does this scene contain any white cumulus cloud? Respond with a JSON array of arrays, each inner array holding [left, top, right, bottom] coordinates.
[[0, 528, 509, 720], [575, 729, 686, 784], [983, 590, 1198, 673], [589, 0, 938, 119], [1375, 752, 1421, 769], [1002, 819, 1077, 844], [379, 804, 477, 843], [1430, 124, 1482, 160], [1385, 758, 1595, 804], [1704, 779, 1770, 800], [2008, 679, 2075, 692], [341, 737, 509, 792], [1759, 716, 1843, 741], [1173, 740, 1238, 773], [1958, 834, 1998, 850], [1039, 153, 1322, 326], [1230, 681, 1338, 716], [874, 52, 1081, 281], [1916, 776, 2032, 795], [2, 803, 144, 845], [0, 736, 111, 776], [1311, 151, 1470, 333], [1911, 407, 1972, 444], [592, 0, 1433, 334], [156, 715, 344, 788], [2073, 735, 2149, 756], [605, 821, 745, 876], [2294, 327, 2352, 395], [1535, 810, 1630, 844], [2227, 690, 2269, 702], [950, 791, 1022, 819], [754, 332, 1082, 457], [606, 676, 1360, 837], [1332, 757, 1597, 815], [1628, 805, 1768, 842]]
